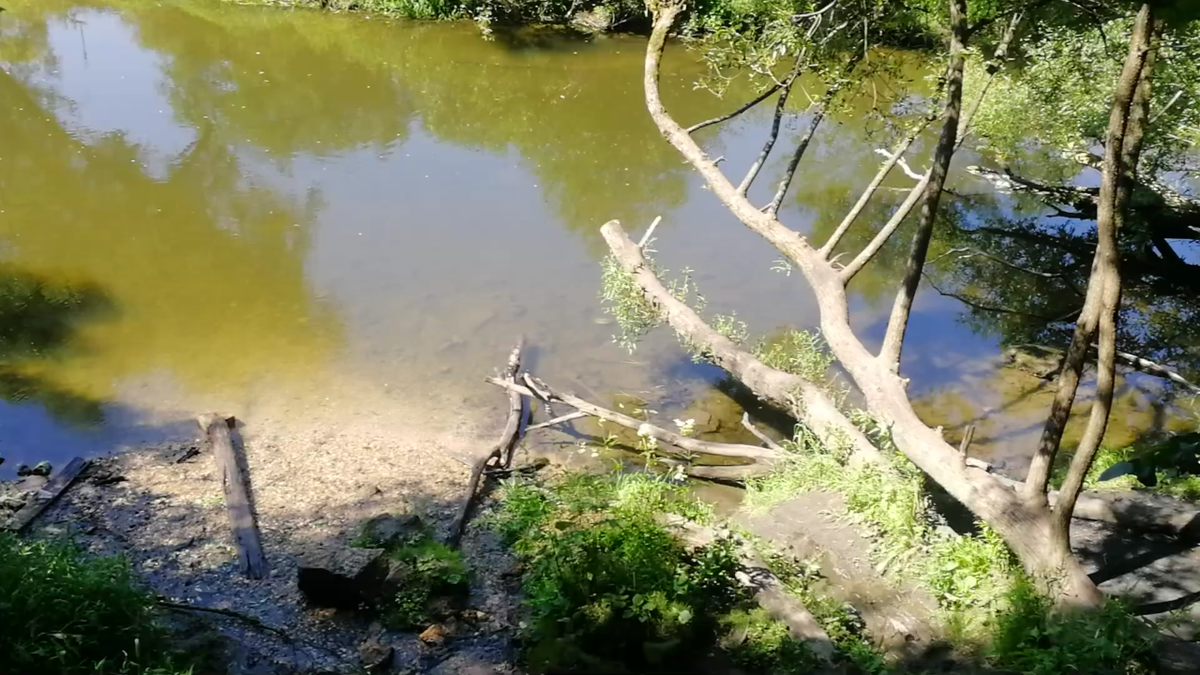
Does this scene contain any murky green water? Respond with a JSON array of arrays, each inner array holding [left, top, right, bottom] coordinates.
[[0, 1, 1182, 476]]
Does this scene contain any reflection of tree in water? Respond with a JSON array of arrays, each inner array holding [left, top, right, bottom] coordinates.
[[0, 55, 340, 406], [0, 270, 108, 425], [921, 186, 1200, 387]]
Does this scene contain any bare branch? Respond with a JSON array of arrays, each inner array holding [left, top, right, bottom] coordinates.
[[820, 126, 925, 258], [742, 412, 785, 452], [878, 0, 970, 370], [685, 82, 784, 134], [739, 53, 808, 194], [638, 215, 663, 248], [1113, 348, 1200, 394], [487, 375, 782, 462], [764, 57, 860, 215], [838, 171, 930, 283]]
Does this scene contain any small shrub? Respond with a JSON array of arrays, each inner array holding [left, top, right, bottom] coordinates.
[[719, 607, 820, 674], [0, 533, 190, 675], [493, 473, 744, 672], [986, 581, 1156, 675], [351, 519, 469, 628], [753, 329, 834, 383]]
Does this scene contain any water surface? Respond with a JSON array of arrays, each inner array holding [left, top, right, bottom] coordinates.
[[0, 0, 1182, 476]]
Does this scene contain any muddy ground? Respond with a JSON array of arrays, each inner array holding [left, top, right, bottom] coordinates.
[[8, 414, 1200, 674]]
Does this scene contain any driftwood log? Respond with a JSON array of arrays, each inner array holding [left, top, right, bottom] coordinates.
[[6, 457, 89, 532], [449, 340, 525, 546], [661, 514, 834, 661], [198, 414, 267, 579]]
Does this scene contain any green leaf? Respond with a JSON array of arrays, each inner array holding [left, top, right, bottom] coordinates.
[[1097, 461, 1136, 482]]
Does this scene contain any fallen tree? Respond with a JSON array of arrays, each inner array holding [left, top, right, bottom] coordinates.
[[584, 0, 1181, 607]]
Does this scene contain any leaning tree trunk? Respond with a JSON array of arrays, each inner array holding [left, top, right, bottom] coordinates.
[[624, 0, 1105, 605], [1023, 4, 1157, 508]]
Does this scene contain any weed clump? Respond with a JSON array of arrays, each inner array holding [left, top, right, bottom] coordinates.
[[0, 532, 190, 675], [351, 516, 469, 629]]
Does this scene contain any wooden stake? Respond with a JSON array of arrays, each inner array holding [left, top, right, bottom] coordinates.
[[198, 414, 267, 579]]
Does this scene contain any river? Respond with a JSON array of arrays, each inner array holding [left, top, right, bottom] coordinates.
[[0, 0, 1184, 478]]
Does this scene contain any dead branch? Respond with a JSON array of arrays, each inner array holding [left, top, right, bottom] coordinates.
[[819, 126, 925, 258], [878, 0, 970, 370], [1112, 348, 1200, 394], [526, 411, 587, 432], [742, 412, 785, 452], [449, 339, 524, 546], [739, 53, 807, 194], [661, 514, 834, 661], [198, 414, 267, 579], [486, 375, 782, 462]]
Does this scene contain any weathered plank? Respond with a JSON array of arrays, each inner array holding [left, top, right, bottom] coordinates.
[[7, 457, 89, 532], [198, 414, 267, 579]]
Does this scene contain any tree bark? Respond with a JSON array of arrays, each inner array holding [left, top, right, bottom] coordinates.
[[1023, 4, 1156, 503], [878, 0, 969, 370]]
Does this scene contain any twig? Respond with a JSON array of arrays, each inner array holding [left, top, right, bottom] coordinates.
[[638, 216, 663, 248], [526, 411, 588, 432], [958, 424, 975, 456], [486, 375, 781, 462], [1111, 348, 1200, 394], [685, 82, 784, 134], [742, 413, 785, 452], [158, 600, 289, 639], [739, 51, 807, 195], [764, 55, 860, 216]]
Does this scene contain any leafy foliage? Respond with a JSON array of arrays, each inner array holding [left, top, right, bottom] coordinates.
[[1056, 427, 1200, 501], [0, 534, 191, 675], [491, 473, 745, 672], [351, 520, 469, 628], [752, 329, 834, 383]]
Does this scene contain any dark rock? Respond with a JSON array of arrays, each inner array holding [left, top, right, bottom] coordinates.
[[30, 461, 52, 477], [14, 464, 32, 477], [296, 544, 388, 609], [361, 513, 423, 548]]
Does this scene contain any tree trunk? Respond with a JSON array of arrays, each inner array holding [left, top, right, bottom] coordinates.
[[878, 0, 969, 370], [1023, 4, 1156, 504], [1054, 8, 1159, 530]]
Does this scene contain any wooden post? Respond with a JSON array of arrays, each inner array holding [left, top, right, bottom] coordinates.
[[198, 414, 267, 579]]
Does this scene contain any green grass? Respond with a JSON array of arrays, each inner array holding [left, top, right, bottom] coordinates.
[[984, 581, 1155, 675], [0, 533, 192, 675], [491, 472, 888, 673], [1053, 438, 1200, 502]]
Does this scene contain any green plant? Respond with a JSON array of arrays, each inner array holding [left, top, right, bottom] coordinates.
[[0, 533, 191, 675], [492, 473, 744, 672], [753, 329, 834, 383], [986, 581, 1155, 675], [1053, 429, 1200, 502], [351, 520, 469, 628], [719, 607, 821, 674], [745, 414, 1017, 628]]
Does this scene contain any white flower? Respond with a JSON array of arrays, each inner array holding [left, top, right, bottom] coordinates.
[[673, 418, 696, 437], [637, 423, 654, 438]]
